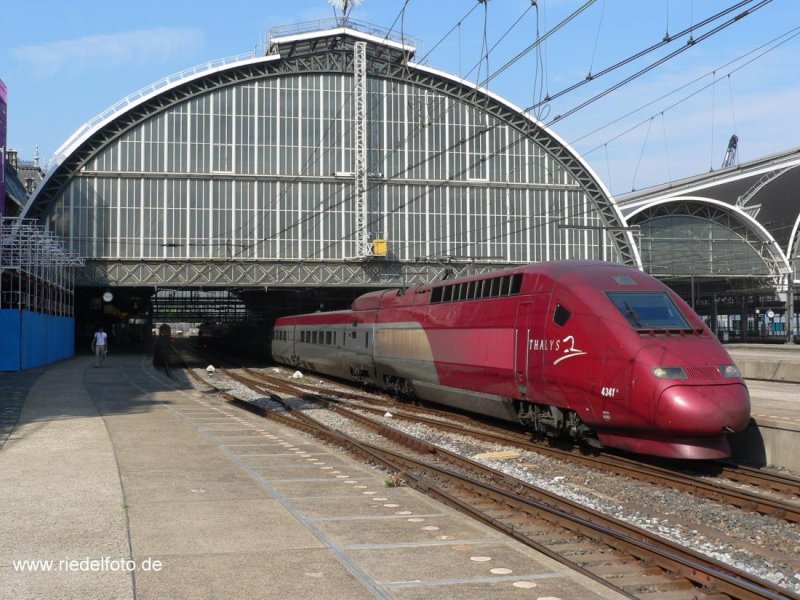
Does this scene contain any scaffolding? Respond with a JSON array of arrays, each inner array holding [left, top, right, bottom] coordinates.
[[0, 217, 84, 316]]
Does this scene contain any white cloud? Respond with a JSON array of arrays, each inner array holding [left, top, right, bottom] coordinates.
[[12, 27, 205, 78]]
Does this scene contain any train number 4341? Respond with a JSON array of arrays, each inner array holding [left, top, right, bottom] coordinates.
[[600, 387, 619, 398]]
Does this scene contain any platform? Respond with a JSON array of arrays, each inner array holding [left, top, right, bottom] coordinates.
[[726, 345, 800, 471], [0, 354, 623, 600], [727, 344, 800, 384]]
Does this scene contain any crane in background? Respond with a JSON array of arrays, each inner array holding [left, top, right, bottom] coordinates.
[[722, 134, 738, 169]]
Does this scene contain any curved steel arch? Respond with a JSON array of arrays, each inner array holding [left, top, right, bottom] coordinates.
[[626, 196, 791, 282], [24, 26, 639, 269], [789, 213, 800, 282]]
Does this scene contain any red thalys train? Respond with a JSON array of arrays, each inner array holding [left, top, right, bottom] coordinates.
[[271, 261, 750, 459]]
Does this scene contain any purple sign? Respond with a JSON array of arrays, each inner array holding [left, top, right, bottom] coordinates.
[[0, 78, 7, 215]]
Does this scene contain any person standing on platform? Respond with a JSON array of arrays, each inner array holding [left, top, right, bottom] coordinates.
[[91, 326, 108, 367]]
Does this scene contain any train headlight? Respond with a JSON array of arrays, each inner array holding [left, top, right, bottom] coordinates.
[[717, 364, 741, 378], [652, 366, 688, 380]]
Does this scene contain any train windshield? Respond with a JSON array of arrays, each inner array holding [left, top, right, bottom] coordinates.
[[606, 292, 690, 330]]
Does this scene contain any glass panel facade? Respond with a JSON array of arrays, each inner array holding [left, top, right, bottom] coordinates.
[[50, 71, 616, 264], [639, 215, 767, 277]]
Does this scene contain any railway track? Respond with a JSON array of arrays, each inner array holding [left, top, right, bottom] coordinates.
[[179, 358, 796, 599], [338, 400, 800, 523], [224, 365, 800, 525]]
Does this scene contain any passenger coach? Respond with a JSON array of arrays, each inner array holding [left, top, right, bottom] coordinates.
[[272, 261, 750, 459]]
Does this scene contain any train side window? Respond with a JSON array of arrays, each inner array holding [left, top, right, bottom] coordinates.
[[442, 286, 452, 302], [510, 274, 522, 294], [554, 304, 571, 327], [325, 331, 332, 345], [431, 287, 443, 303], [489, 278, 498, 297], [365, 332, 369, 347], [500, 276, 510, 295]]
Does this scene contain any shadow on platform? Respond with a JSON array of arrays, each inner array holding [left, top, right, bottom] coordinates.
[[728, 420, 768, 467]]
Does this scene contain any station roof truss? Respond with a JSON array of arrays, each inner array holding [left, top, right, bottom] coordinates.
[[626, 196, 790, 286], [24, 20, 639, 288]]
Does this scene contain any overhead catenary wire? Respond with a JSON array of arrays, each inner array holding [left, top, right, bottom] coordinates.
[[542, 0, 775, 126], [261, 34, 778, 265], [631, 117, 655, 191], [572, 24, 800, 147], [580, 24, 800, 162], [228, 0, 562, 260], [206, 0, 775, 265], [416, 1, 482, 66], [710, 70, 717, 171], [215, 2, 418, 261], [587, 0, 607, 77], [529, 0, 762, 112], [224, 0, 546, 261]]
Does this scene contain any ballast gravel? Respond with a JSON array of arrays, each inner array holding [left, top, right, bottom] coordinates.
[[185, 366, 800, 594]]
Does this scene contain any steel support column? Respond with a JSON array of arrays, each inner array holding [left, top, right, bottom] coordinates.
[[353, 41, 371, 258]]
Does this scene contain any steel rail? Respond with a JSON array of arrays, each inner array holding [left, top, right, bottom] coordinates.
[[334, 400, 800, 524], [173, 345, 798, 598], [210, 366, 794, 599], [236, 365, 800, 524], [187, 348, 800, 522]]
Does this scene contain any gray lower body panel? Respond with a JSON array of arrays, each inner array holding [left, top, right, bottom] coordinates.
[[412, 380, 518, 422]]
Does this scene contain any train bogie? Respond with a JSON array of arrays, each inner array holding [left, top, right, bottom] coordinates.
[[271, 261, 751, 460]]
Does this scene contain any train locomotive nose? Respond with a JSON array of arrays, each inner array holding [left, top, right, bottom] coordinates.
[[655, 383, 751, 437]]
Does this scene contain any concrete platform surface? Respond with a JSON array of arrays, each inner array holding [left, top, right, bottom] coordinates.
[[731, 379, 800, 471], [0, 354, 625, 600], [721, 345, 800, 470], [728, 344, 800, 383]]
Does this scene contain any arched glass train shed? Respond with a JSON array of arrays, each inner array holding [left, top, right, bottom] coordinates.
[[623, 196, 793, 342], [23, 20, 638, 292], [626, 197, 789, 282]]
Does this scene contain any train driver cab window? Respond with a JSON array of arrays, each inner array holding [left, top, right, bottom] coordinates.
[[607, 292, 690, 330], [553, 304, 571, 327]]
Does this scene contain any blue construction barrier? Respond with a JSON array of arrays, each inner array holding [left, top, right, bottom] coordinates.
[[0, 310, 75, 371]]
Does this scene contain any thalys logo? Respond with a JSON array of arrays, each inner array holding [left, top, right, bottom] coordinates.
[[528, 335, 587, 365]]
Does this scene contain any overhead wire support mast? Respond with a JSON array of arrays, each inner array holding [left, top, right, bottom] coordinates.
[[353, 40, 372, 258]]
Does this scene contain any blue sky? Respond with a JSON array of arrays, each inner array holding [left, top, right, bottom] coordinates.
[[1, 0, 798, 194]]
